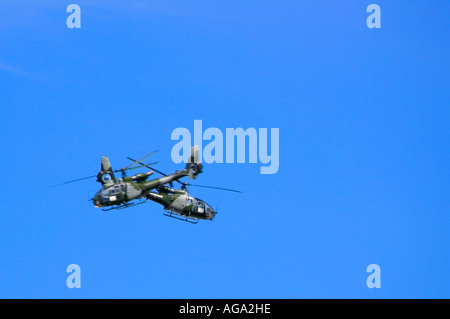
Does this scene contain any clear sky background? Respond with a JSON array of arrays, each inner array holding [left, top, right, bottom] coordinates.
[[0, 1, 448, 298]]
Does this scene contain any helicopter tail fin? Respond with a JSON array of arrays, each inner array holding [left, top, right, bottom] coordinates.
[[186, 145, 203, 179], [96, 156, 116, 185]]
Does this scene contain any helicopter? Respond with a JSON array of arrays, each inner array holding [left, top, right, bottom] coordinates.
[[143, 170, 241, 223], [53, 146, 203, 210], [53, 146, 241, 222], [121, 152, 241, 223], [146, 186, 216, 224]]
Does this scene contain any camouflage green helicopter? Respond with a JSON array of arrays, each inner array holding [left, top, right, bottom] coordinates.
[[147, 187, 215, 224], [53, 146, 203, 209], [143, 171, 241, 224]]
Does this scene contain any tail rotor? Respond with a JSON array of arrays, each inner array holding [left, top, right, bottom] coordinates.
[[186, 145, 203, 179]]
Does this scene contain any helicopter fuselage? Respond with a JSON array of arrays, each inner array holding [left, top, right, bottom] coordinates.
[[146, 188, 216, 221], [93, 179, 143, 207], [92, 170, 195, 208]]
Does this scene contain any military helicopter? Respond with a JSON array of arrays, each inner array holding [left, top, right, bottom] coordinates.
[[142, 171, 241, 223], [53, 146, 204, 210], [53, 146, 241, 223], [146, 187, 216, 224]]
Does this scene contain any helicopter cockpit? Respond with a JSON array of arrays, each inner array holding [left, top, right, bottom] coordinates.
[[187, 197, 215, 218], [93, 184, 125, 207]]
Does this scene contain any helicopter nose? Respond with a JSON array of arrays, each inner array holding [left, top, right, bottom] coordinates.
[[93, 196, 101, 207]]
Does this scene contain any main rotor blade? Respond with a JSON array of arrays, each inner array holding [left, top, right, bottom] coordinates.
[[180, 182, 242, 193], [118, 161, 158, 172], [51, 175, 97, 187], [126, 157, 167, 176], [121, 150, 159, 171]]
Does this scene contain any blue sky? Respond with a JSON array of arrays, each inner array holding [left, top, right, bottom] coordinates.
[[0, 1, 448, 298]]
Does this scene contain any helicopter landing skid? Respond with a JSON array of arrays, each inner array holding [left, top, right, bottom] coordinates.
[[163, 211, 198, 224], [102, 200, 148, 211]]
